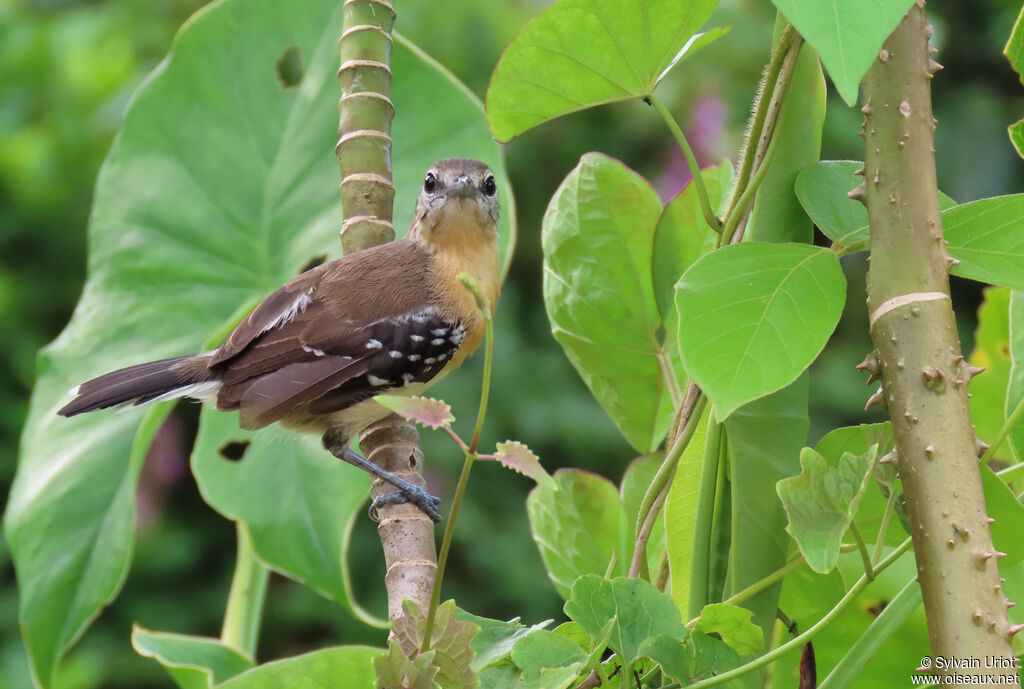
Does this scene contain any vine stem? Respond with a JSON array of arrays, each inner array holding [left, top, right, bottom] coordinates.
[[847, 521, 874, 582], [688, 415, 723, 619], [221, 522, 269, 657], [422, 288, 494, 652], [628, 387, 707, 578], [684, 539, 912, 689], [648, 94, 721, 232], [871, 487, 898, 565], [981, 394, 1024, 467]]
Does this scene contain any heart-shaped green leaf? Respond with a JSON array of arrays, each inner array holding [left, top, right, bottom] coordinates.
[[692, 603, 764, 655], [3, 0, 511, 683], [218, 646, 380, 689], [674, 242, 845, 420], [486, 0, 727, 142], [543, 153, 683, 452], [945, 194, 1024, 291], [777, 445, 878, 573], [770, 0, 917, 106]]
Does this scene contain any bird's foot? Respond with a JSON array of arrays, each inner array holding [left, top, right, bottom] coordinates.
[[369, 486, 443, 523]]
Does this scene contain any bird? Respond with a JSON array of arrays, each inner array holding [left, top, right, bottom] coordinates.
[[58, 157, 502, 522]]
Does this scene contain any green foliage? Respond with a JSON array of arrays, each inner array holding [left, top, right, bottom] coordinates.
[[675, 243, 846, 420], [130, 627, 254, 689], [392, 601, 479, 689], [969, 288, 1016, 459], [564, 575, 685, 664], [769, 0, 916, 105], [542, 153, 683, 452], [485, 0, 727, 142], [777, 445, 878, 573], [1004, 6, 1024, 158]]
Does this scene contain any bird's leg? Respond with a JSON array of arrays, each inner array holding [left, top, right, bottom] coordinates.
[[322, 429, 442, 523]]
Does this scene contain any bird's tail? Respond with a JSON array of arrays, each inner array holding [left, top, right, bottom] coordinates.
[[58, 352, 218, 417]]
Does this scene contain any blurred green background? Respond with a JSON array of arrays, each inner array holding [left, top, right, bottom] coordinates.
[[1, 0, 1022, 687]]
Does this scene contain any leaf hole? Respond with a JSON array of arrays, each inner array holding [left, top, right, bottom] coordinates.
[[219, 440, 251, 462], [300, 254, 328, 273], [276, 45, 304, 88]]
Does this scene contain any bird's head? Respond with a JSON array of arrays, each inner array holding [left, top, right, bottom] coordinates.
[[409, 158, 500, 247]]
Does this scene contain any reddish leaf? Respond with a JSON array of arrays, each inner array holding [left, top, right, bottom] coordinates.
[[375, 396, 455, 429]]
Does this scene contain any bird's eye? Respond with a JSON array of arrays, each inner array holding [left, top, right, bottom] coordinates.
[[424, 172, 437, 193], [483, 176, 496, 197]]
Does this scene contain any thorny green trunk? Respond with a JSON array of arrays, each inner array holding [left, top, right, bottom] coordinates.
[[857, 3, 1018, 675], [336, 0, 437, 623]]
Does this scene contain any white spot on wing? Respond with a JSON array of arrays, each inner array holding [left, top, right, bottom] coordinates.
[[302, 345, 326, 357], [69, 384, 81, 396], [431, 338, 445, 346], [407, 354, 421, 362], [366, 339, 383, 350], [431, 328, 448, 336], [424, 357, 436, 364], [367, 374, 390, 386], [388, 350, 403, 359], [410, 334, 425, 342], [401, 373, 414, 386]]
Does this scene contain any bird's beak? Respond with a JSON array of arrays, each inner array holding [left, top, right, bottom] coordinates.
[[447, 175, 477, 199]]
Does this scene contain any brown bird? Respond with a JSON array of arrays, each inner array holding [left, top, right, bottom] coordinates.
[[58, 158, 502, 522]]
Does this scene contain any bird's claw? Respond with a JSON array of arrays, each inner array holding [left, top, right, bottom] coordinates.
[[369, 485, 443, 523]]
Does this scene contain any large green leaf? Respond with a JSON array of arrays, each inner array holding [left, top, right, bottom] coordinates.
[[664, 405, 711, 615], [526, 470, 629, 598], [674, 243, 845, 420], [543, 153, 682, 452], [485, 0, 727, 142], [217, 646, 379, 689], [723, 377, 808, 647], [945, 195, 1024, 291], [653, 161, 733, 320], [131, 626, 254, 689], [191, 412, 367, 604], [794, 160, 957, 249], [769, 0, 916, 106], [3, 0, 511, 683], [777, 445, 878, 573]]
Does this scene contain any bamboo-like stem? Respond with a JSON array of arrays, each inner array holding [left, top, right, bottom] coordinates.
[[337, 0, 437, 625], [338, 0, 397, 253], [220, 523, 269, 657], [857, 4, 1017, 672]]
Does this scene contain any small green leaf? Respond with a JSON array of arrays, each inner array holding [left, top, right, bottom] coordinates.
[[692, 603, 764, 655], [375, 395, 455, 429], [637, 633, 740, 684], [653, 161, 734, 320], [564, 575, 686, 663], [675, 242, 846, 420], [524, 665, 586, 689], [777, 445, 878, 573], [131, 626, 253, 689], [374, 642, 440, 689], [543, 153, 681, 452], [551, 622, 593, 654], [457, 611, 550, 672], [795, 161, 957, 248], [485, 0, 726, 141], [393, 600, 478, 689], [1010, 121, 1024, 159], [492, 441, 556, 491], [1004, 6, 1024, 157], [477, 663, 522, 689], [769, 0, 916, 106], [510, 631, 587, 684], [217, 646, 380, 689], [946, 194, 1024, 291], [526, 470, 628, 598]]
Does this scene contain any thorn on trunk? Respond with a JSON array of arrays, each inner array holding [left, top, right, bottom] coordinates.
[[865, 388, 887, 410], [848, 183, 868, 204]]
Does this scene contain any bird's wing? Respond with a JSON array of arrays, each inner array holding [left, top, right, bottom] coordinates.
[[211, 241, 469, 429]]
